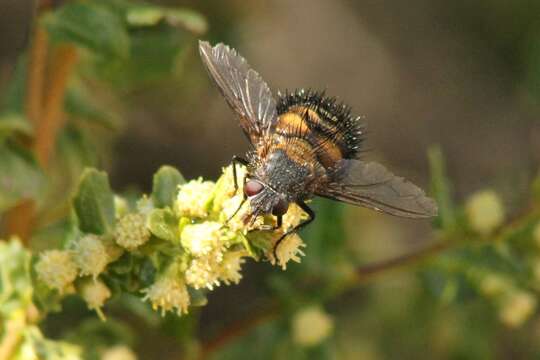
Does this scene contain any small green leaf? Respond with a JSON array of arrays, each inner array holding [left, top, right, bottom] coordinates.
[[151, 165, 185, 208], [126, 5, 207, 34], [148, 208, 180, 243], [0, 143, 44, 212], [0, 112, 32, 138], [73, 168, 115, 235], [43, 2, 130, 59], [428, 146, 456, 230]]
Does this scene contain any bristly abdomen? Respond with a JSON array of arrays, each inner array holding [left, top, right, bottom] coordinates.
[[276, 89, 365, 159]]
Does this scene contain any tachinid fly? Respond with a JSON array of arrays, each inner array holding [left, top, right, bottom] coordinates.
[[198, 41, 438, 253]]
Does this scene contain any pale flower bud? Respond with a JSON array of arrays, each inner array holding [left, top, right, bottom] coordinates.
[[465, 190, 505, 235], [115, 213, 150, 250], [180, 222, 224, 256], [479, 274, 512, 297], [102, 345, 137, 360], [142, 275, 190, 316], [80, 279, 111, 317], [499, 291, 537, 328], [35, 250, 78, 292], [292, 306, 334, 347], [219, 251, 246, 285], [72, 234, 108, 279], [185, 250, 223, 290], [270, 233, 306, 270], [175, 178, 215, 218]]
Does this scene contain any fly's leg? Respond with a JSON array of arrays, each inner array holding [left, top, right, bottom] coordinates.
[[272, 200, 315, 261], [226, 155, 249, 223]]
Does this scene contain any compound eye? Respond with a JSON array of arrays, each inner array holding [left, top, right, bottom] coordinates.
[[272, 198, 289, 216], [244, 180, 264, 197]]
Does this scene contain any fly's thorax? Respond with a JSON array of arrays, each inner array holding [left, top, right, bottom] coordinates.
[[254, 149, 312, 200]]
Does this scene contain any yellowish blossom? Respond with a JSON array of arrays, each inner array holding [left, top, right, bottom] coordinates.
[[102, 345, 138, 360], [212, 165, 247, 213], [479, 274, 513, 297], [291, 306, 334, 347], [499, 290, 537, 327], [115, 213, 150, 250], [270, 233, 306, 270], [181, 222, 224, 256], [72, 234, 108, 279], [465, 190, 505, 235], [175, 178, 215, 218], [35, 250, 78, 293], [219, 251, 246, 285], [282, 203, 307, 231], [80, 279, 111, 320], [185, 250, 223, 290], [142, 274, 190, 316]]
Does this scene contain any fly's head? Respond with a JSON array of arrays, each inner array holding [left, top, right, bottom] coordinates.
[[242, 178, 289, 225]]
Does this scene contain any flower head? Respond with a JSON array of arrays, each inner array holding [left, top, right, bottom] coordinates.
[[282, 203, 307, 231], [80, 279, 111, 320], [142, 274, 190, 316], [175, 178, 215, 218], [115, 213, 150, 250], [291, 305, 334, 347], [35, 250, 78, 292], [185, 250, 223, 290], [181, 222, 224, 256], [465, 190, 505, 235], [269, 233, 306, 270], [499, 290, 537, 328], [102, 345, 137, 360], [72, 234, 108, 279], [219, 251, 246, 285], [212, 165, 247, 213]]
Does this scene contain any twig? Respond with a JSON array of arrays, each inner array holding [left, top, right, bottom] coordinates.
[[198, 303, 280, 360], [33, 44, 77, 167]]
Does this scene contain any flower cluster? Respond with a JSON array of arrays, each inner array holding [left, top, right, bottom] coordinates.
[[34, 164, 307, 318]]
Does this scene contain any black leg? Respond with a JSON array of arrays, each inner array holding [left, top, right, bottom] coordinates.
[[231, 155, 249, 193], [226, 156, 249, 224], [273, 200, 315, 260]]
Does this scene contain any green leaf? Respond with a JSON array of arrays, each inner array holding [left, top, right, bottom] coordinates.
[[148, 208, 180, 243], [0, 142, 44, 212], [42, 2, 130, 59], [428, 146, 456, 230], [0, 112, 32, 141], [73, 168, 115, 235], [64, 87, 120, 130], [126, 5, 207, 34], [151, 165, 185, 208]]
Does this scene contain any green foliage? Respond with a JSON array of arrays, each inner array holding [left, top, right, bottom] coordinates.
[[43, 2, 130, 59], [152, 165, 186, 208], [73, 169, 115, 235]]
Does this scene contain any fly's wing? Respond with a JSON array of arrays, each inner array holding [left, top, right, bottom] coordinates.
[[316, 159, 438, 218], [199, 41, 277, 145]]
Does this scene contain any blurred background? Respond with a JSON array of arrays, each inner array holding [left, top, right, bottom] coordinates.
[[1, 0, 540, 359]]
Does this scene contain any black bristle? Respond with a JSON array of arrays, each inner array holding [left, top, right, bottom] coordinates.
[[276, 89, 365, 159]]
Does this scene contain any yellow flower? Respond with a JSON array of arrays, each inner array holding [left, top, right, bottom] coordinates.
[[181, 222, 224, 256], [115, 213, 150, 250], [465, 190, 505, 235], [72, 234, 108, 279], [219, 251, 246, 285], [269, 233, 306, 270], [102, 345, 138, 360], [282, 203, 307, 231], [185, 250, 223, 290], [291, 306, 334, 347], [479, 274, 512, 297], [142, 275, 190, 316], [80, 279, 111, 320], [35, 250, 78, 293], [212, 165, 247, 213], [499, 291, 537, 328], [175, 178, 215, 218]]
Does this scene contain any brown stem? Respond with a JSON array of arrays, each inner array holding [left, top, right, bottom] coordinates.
[[198, 303, 280, 360], [33, 44, 77, 168]]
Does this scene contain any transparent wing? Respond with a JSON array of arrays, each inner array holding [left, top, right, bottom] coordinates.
[[199, 41, 277, 145], [316, 160, 438, 218]]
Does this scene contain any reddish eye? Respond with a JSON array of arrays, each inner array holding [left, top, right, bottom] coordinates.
[[244, 180, 263, 197], [272, 198, 289, 216]]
